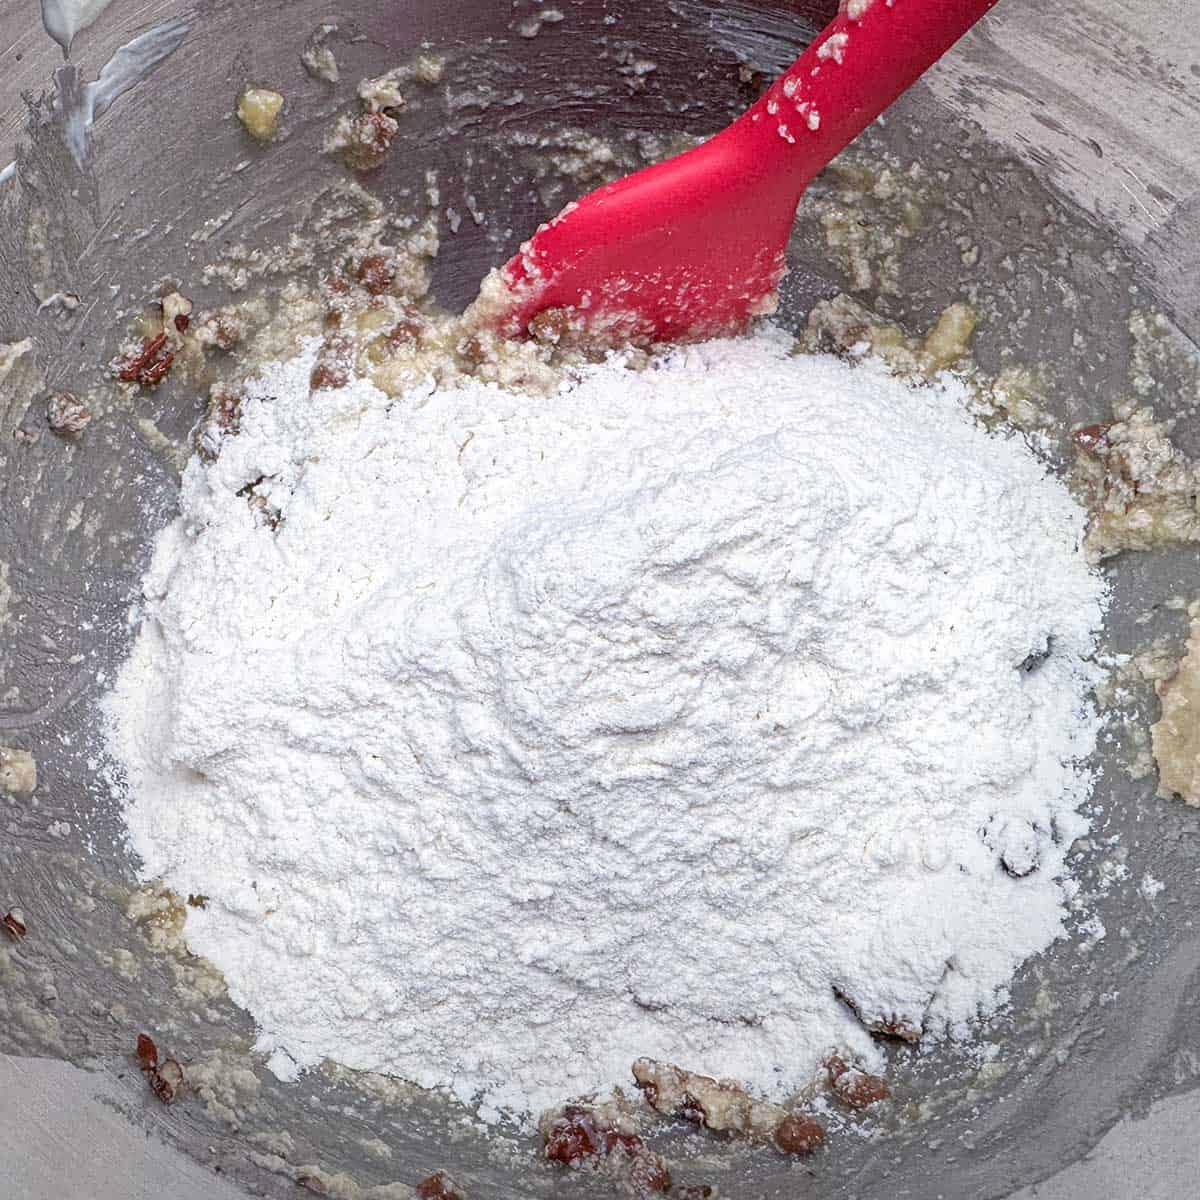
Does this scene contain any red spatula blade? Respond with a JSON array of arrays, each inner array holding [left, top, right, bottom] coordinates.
[[472, 0, 1001, 344]]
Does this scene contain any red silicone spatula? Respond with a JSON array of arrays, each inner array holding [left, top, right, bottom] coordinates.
[[473, 0, 1000, 344]]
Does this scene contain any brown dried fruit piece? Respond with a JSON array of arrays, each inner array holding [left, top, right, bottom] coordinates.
[[113, 333, 174, 389], [161, 292, 194, 339], [826, 1055, 890, 1109], [773, 1113, 825, 1156], [46, 392, 92, 434], [415, 1171, 465, 1199]]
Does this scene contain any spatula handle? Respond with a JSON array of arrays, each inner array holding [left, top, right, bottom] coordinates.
[[736, 0, 1000, 200]]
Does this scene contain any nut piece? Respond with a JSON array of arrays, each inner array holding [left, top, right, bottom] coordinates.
[[356, 254, 396, 296], [2, 909, 27, 940], [46, 392, 91, 435], [834, 989, 923, 1042], [1071, 422, 1113, 456], [237, 88, 285, 140], [332, 111, 400, 172], [161, 292, 194, 339], [542, 1104, 642, 1165], [773, 1113, 825, 1155], [195, 383, 245, 462], [0, 747, 37, 796], [136, 1032, 184, 1104], [527, 307, 574, 346], [150, 1058, 184, 1104], [136, 1033, 159, 1072], [194, 311, 243, 352], [112, 333, 174, 389], [415, 1172, 465, 1199], [632, 1057, 784, 1139], [539, 1101, 671, 1196], [310, 334, 355, 391], [826, 1055, 890, 1109]]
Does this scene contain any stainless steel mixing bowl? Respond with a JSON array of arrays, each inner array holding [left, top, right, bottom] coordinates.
[[2, 2, 1199, 1197]]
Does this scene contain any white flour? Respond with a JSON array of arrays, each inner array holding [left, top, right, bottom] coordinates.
[[106, 330, 1107, 1125]]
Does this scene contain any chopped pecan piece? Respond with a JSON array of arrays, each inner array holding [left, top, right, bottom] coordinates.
[[773, 1113, 825, 1155], [194, 312, 243, 352], [825, 1055, 890, 1109], [1071, 422, 1114, 455], [539, 1101, 671, 1197], [113, 333, 174, 389], [415, 1171, 465, 1199], [356, 253, 396, 295], [632, 1058, 783, 1139], [527, 307, 574, 346], [149, 1059, 184, 1104], [46, 392, 92, 434], [136, 1032, 185, 1104], [135, 1033, 159, 1072], [2, 909, 27, 940], [311, 334, 355, 390], [337, 111, 400, 172]]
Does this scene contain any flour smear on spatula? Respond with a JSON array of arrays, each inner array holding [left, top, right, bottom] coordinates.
[[105, 329, 1107, 1124]]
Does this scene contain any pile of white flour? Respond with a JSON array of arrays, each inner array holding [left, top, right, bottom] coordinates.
[[106, 330, 1107, 1124]]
